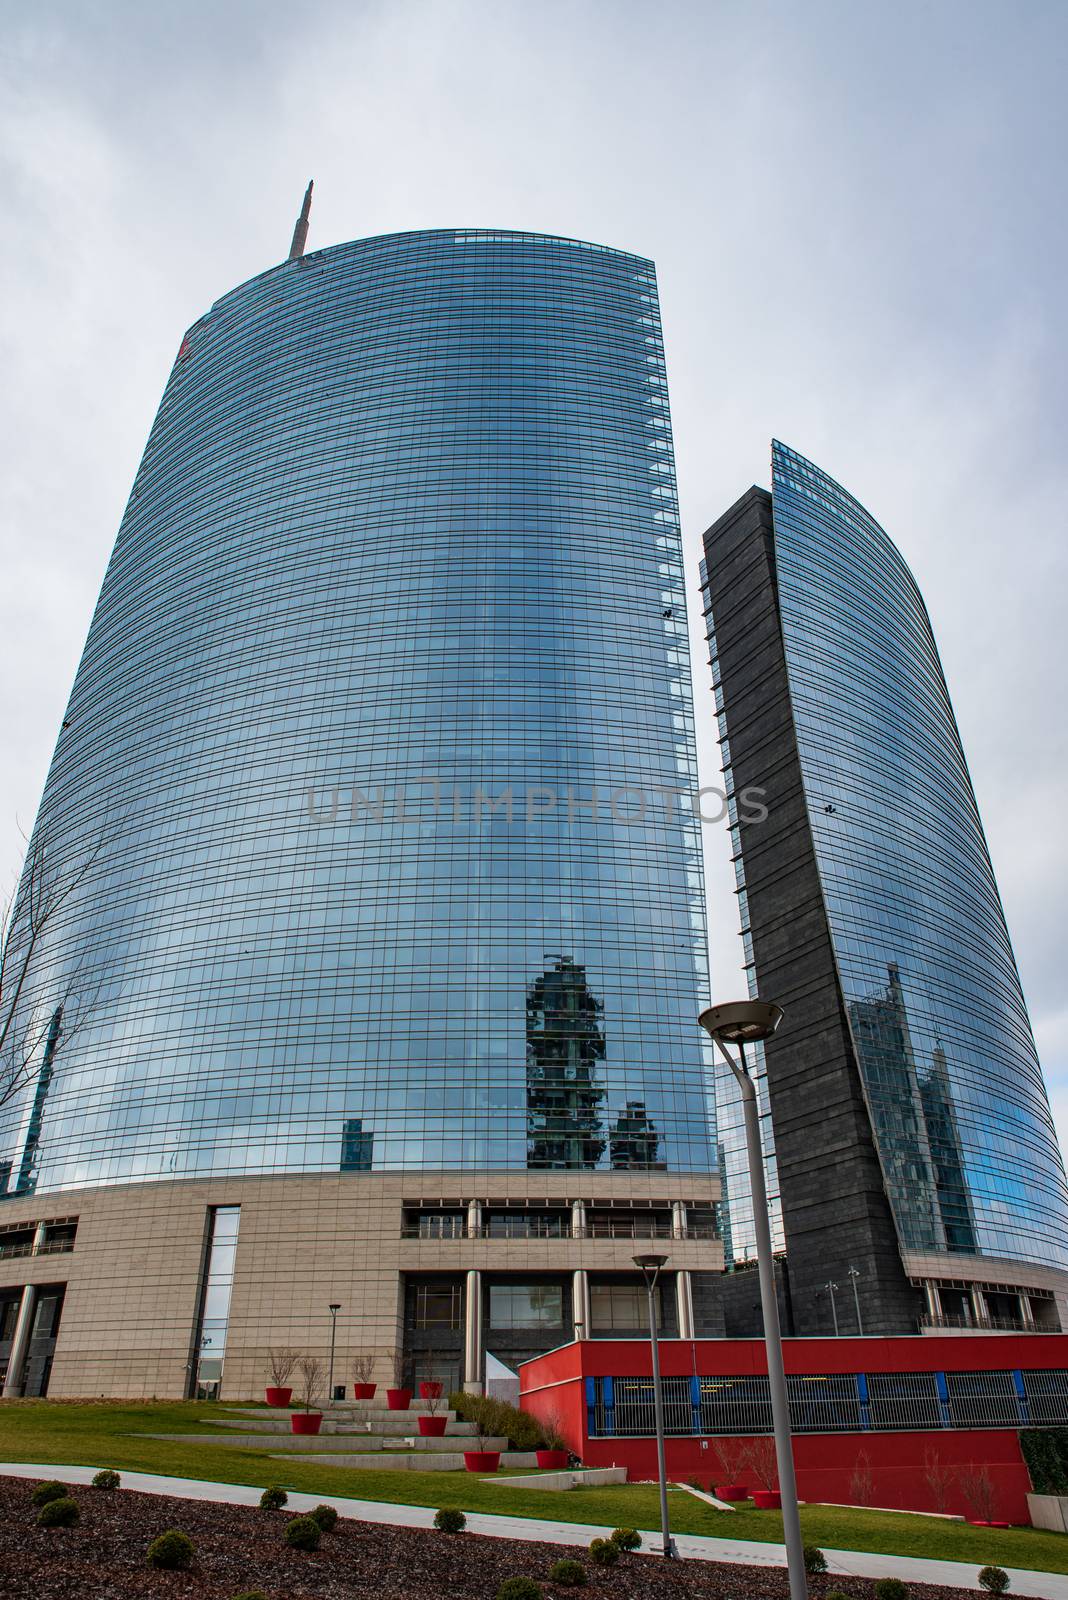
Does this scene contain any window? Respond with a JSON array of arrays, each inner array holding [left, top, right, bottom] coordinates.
[[488, 1285, 564, 1329], [412, 1283, 462, 1330], [590, 1284, 652, 1332], [192, 1205, 240, 1398]]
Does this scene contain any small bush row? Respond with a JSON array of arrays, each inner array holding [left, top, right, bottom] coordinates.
[[490, 1526, 640, 1598], [821, 1571, 1009, 1600], [448, 1390, 547, 1450]]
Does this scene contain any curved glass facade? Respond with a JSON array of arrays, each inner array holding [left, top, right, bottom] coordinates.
[[0, 229, 713, 1195], [772, 439, 1068, 1269]]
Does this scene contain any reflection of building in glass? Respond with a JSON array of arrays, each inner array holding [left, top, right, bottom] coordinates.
[[702, 440, 1068, 1337], [848, 965, 942, 1251], [526, 957, 606, 1170], [0, 224, 721, 1396], [340, 1119, 374, 1172], [610, 1100, 663, 1171]]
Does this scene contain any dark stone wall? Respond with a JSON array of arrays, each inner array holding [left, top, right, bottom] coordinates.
[[701, 488, 921, 1336]]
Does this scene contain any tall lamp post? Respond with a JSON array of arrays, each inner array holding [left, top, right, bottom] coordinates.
[[699, 1000, 807, 1600], [848, 1265, 864, 1334], [632, 1253, 676, 1559], [328, 1303, 341, 1400]]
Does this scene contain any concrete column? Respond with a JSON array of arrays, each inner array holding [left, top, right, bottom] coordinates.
[[466, 1199, 482, 1239], [571, 1199, 586, 1240], [32, 1221, 47, 1256], [2, 1285, 37, 1398], [1018, 1292, 1036, 1330], [675, 1269, 695, 1340], [671, 1201, 687, 1240], [463, 1269, 483, 1393], [572, 1267, 591, 1341], [922, 1280, 940, 1325], [970, 1285, 988, 1327]]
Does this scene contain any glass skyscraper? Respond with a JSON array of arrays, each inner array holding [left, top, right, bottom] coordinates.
[[702, 441, 1068, 1336], [0, 227, 721, 1397]]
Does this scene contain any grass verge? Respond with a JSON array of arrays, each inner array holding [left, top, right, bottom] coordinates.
[[0, 1398, 1065, 1573]]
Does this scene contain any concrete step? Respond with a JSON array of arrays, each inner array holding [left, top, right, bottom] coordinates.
[[275, 1450, 541, 1473], [207, 1414, 474, 1437], [156, 1431, 510, 1454], [224, 1405, 458, 1425], [491, 1467, 628, 1491]]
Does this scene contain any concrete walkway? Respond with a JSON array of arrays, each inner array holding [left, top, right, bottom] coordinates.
[[2, 1462, 1066, 1599]]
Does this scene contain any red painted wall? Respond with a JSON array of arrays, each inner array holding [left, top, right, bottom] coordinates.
[[519, 1334, 1068, 1524]]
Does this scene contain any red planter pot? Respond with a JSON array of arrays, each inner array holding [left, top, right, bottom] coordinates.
[[419, 1381, 443, 1399], [752, 1489, 781, 1510], [352, 1383, 377, 1400], [464, 1450, 501, 1473], [264, 1386, 292, 1408], [291, 1412, 323, 1435], [418, 1415, 448, 1436], [714, 1483, 748, 1501], [536, 1450, 569, 1470], [386, 1387, 413, 1410]]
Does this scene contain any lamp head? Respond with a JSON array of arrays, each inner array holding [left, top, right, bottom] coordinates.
[[698, 999, 783, 1045], [632, 1253, 669, 1273], [329, 1303, 341, 1313]]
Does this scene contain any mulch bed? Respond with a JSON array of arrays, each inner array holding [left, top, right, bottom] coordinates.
[[0, 1475, 982, 1600]]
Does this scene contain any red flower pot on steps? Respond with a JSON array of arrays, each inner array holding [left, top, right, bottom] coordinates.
[[352, 1383, 377, 1400], [535, 1450, 569, 1469], [264, 1386, 292, 1407], [386, 1387, 413, 1410], [291, 1412, 323, 1435], [418, 1415, 448, 1436], [419, 1380, 443, 1399], [752, 1489, 781, 1509], [714, 1483, 748, 1501], [464, 1450, 501, 1473]]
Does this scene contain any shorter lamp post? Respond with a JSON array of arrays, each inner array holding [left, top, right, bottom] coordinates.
[[699, 999, 806, 1600], [328, 1303, 341, 1400], [825, 1281, 839, 1337], [633, 1253, 675, 1559]]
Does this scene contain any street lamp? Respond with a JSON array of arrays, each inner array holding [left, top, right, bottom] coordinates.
[[328, 1303, 341, 1401], [824, 1281, 839, 1337], [632, 1253, 675, 1559], [699, 999, 806, 1600], [848, 1265, 864, 1334]]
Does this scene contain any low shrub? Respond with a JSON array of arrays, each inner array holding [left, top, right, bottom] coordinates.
[[874, 1581, 908, 1600], [284, 1515, 322, 1551], [449, 1390, 545, 1450], [37, 1496, 79, 1528], [825, 1591, 852, 1600], [309, 1503, 338, 1532], [496, 1579, 541, 1600], [259, 1484, 288, 1510], [147, 1530, 194, 1570], [31, 1480, 68, 1508], [550, 1558, 587, 1586], [610, 1526, 641, 1551], [805, 1544, 829, 1574], [230, 1593, 269, 1600], [979, 1568, 1010, 1595], [92, 1468, 121, 1491], [588, 1536, 619, 1566], [434, 1506, 467, 1533]]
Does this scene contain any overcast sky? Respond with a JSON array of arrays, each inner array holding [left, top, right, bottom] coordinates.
[[2, 0, 1067, 1142]]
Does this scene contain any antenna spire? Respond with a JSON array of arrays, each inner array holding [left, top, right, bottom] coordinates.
[[288, 180, 314, 261]]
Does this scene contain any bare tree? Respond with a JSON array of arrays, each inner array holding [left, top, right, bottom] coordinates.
[[267, 1347, 301, 1386], [351, 1351, 377, 1385], [958, 1462, 998, 1524], [848, 1448, 875, 1506], [739, 1436, 779, 1490], [297, 1355, 325, 1413], [1, 829, 105, 1119], [923, 1446, 955, 1514]]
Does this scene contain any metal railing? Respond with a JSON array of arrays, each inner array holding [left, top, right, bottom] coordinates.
[[0, 1238, 75, 1260], [400, 1216, 719, 1242], [587, 1365, 1068, 1437], [921, 1310, 1057, 1333]]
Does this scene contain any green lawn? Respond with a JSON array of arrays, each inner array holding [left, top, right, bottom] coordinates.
[[1, 1398, 1066, 1575]]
